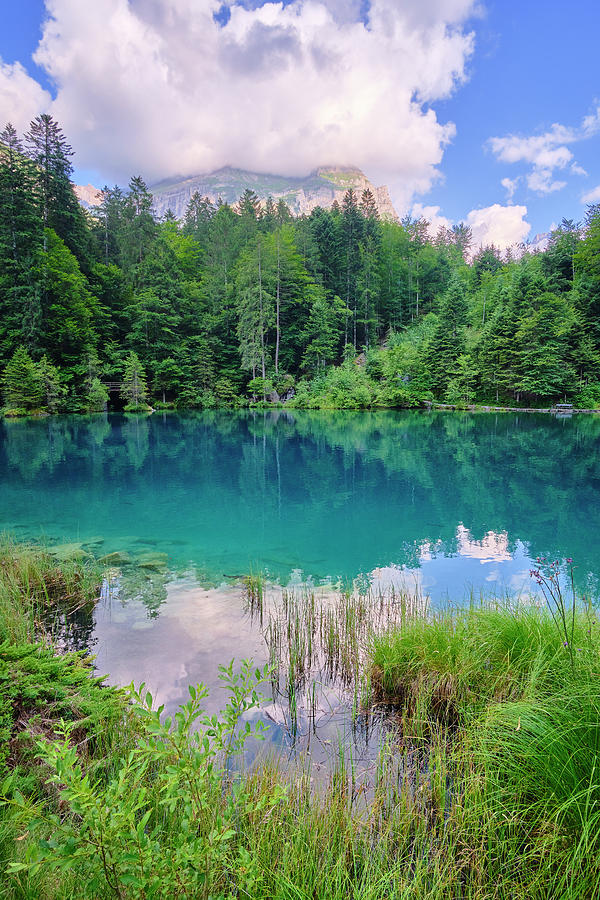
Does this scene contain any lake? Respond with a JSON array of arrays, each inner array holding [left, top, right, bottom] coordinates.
[[1, 409, 599, 762]]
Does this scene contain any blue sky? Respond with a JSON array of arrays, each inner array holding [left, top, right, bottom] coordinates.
[[431, 0, 600, 235], [1, 1, 599, 245]]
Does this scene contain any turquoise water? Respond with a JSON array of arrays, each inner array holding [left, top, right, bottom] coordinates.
[[3, 409, 600, 760], [1, 409, 600, 597]]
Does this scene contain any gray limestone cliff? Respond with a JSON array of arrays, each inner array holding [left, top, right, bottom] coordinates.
[[149, 165, 398, 220]]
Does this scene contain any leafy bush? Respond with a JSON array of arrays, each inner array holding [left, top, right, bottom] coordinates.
[[574, 381, 600, 409], [290, 361, 376, 409], [7, 661, 274, 899], [0, 643, 126, 789]]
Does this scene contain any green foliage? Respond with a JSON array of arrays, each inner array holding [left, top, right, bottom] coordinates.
[[121, 351, 148, 408], [85, 377, 108, 412], [2, 115, 600, 411], [0, 643, 125, 785], [371, 603, 594, 716], [3, 541, 600, 897], [290, 359, 377, 408], [1, 348, 45, 412], [8, 662, 272, 899]]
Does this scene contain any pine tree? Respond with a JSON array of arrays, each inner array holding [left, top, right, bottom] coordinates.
[[37, 355, 65, 412], [120, 176, 156, 276], [262, 196, 277, 232], [235, 237, 274, 390], [276, 199, 292, 225], [575, 204, 600, 348], [183, 192, 215, 247], [426, 274, 468, 396], [301, 289, 347, 372], [360, 188, 379, 220], [93, 186, 125, 265], [86, 377, 109, 412], [42, 230, 98, 367], [358, 234, 381, 349], [341, 189, 364, 348], [237, 189, 261, 220], [310, 208, 342, 298]]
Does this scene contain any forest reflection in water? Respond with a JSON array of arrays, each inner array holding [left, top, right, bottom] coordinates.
[[0, 408, 598, 591]]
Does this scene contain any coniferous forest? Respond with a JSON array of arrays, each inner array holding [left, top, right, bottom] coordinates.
[[2, 114, 600, 415]]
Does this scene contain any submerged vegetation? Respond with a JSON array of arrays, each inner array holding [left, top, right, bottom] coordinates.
[[3, 115, 600, 414], [0, 542, 599, 897]]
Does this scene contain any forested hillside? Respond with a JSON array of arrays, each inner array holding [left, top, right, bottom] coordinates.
[[2, 115, 600, 414]]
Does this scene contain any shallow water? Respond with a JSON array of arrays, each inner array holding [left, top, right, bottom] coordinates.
[[2, 409, 599, 766]]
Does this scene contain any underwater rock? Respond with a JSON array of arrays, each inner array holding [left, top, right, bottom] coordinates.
[[48, 542, 92, 562], [82, 536, 105, 548], [98, 550, 133, 566], [136, 551, 169, 571]]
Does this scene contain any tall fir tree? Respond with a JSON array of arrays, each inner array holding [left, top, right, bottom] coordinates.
[[0, 122, 44, 357], [24, 114, 90, 263]]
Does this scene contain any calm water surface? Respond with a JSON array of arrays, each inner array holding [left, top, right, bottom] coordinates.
[[1, 410, 599, 763]]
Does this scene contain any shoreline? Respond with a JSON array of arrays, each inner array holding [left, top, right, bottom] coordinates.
[[2, 403, 600, 420]]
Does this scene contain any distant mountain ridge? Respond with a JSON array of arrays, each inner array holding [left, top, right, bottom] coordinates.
[[149, 165, 399, 221]]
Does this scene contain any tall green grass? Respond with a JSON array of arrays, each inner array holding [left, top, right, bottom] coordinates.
[[370, 599, 600, 898], [0, 537, 100, 644], [371, 602, 595, 718]]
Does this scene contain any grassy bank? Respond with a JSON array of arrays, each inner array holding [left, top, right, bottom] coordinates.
[[2, 544, 600, 897]]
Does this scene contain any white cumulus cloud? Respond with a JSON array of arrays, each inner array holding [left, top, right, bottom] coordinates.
[[0, 0, 477, 209], [406, 201, 531, 252], [582, 184, 600, 204], [466, 203, 530, 250], [501, 176, 518, 200], [0, 60, 52, 133], [488, 105, 600, 196]]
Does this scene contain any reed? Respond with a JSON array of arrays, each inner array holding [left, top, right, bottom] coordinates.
[[0, 536, 100, 644]]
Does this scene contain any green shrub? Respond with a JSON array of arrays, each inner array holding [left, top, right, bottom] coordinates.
[[7, 661, 273, 899]]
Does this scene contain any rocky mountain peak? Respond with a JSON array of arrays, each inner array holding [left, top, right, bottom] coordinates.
[[149, 165, 398, 221]]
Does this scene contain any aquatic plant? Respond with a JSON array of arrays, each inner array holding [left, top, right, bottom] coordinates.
[[0, 537, 100, 645]]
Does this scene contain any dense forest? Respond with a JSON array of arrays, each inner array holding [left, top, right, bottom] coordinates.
[[2, 114, 600, 414]]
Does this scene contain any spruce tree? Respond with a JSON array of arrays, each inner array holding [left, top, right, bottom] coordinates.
[[121, 351, 148, 409], [235, 237, 274, 387], [301, 289, 347, 372], [183, 192, 215, 247], [86, 377, 109, 412], [1, 346, 44, 411], [426, 274, 468, 397], [24, 114, 90, 262], [37, 355, 65, 412], [0, 122, 44, 355], [120, 177, 156, 276], [341, 189, 364, 348], [93, 186, 126, 265]]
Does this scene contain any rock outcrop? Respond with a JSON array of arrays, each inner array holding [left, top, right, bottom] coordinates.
[[74, 183, 102, 209]]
